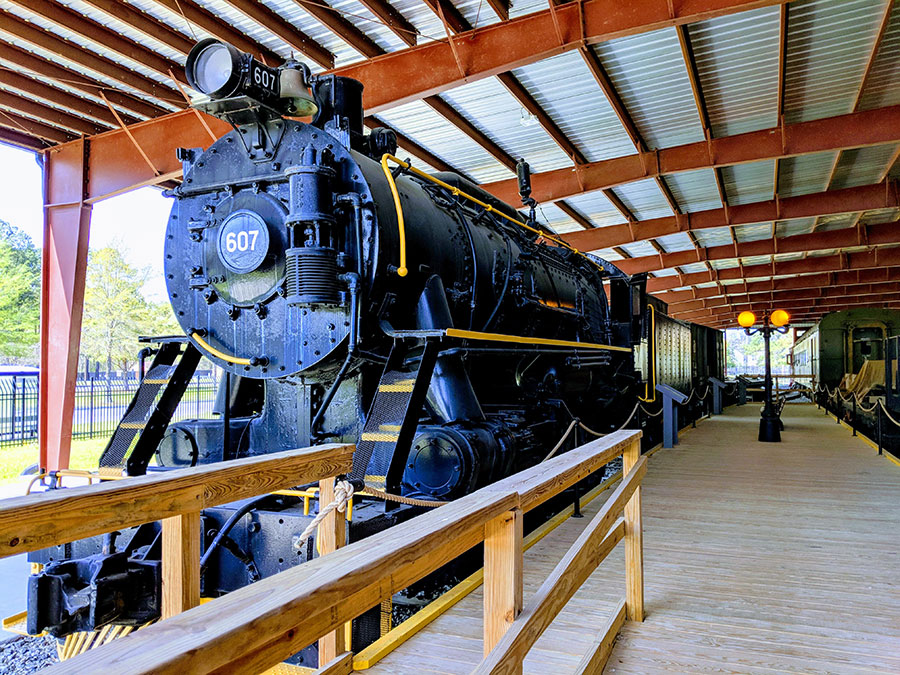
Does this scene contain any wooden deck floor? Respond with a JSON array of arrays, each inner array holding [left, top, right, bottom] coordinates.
[[366, 404, 900, 674]]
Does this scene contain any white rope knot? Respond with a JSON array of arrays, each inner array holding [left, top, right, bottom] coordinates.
[[293, 480, 355, 552]]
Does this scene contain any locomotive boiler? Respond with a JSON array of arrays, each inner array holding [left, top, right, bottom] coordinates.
[[27, 40, 648, 659]]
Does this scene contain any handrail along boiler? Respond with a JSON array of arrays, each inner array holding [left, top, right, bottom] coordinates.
[[27, 40, 667, 664]]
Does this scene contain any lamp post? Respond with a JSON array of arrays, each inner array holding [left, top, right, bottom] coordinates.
[[737, 309, 790, 442]]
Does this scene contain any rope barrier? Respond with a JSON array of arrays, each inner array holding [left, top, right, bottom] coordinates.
[[878, 400, 900, 428], [294, 480, 355, 550], [542, 419, 579, 462], [640, 404, 663, 417], [577, 401, 641, 439]]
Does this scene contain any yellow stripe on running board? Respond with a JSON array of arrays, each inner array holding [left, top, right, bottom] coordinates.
[[379, 383, 414, 392], [361, 432, 400, 442], [443, 328, 632, 353]]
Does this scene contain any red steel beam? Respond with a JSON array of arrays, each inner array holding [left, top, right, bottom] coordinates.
[[356, 0, 419, 47], [0, 126, 51, 151], [0, 70, 123, 130], [646, 248, 900, 293], [656, 267, 900, 304], [669, 282, 900, 314], [336, 0, 789, 113], [616, 220, 900, 275], [0, 91, 105, 137], [0, 11, 182, 106], [39, 140, 92, 471], [6, 0, 185, 84], [485, 104, 900, 204], [0, 111, 75, 145], [563, 180, 900, 251], [150, 0, 282, 64], [0, 42, 159, 122]]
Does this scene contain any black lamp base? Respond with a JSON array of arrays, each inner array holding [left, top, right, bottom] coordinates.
[[758, 415, 782, 442]]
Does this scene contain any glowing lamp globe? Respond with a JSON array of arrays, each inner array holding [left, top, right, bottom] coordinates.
[[770, 309, 790, 327], [737, 311, 756, 328]]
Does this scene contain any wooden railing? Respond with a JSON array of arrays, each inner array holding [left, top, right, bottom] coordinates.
[[0, 444, 355, 619], [4, 430, 643, 674], [475, 434, 645, 674]]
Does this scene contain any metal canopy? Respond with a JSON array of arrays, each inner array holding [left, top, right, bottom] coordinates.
[[1, 0, 899, 467]]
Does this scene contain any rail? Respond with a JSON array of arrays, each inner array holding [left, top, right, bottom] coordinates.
[[0, 443, 355, 620], [35, 429, 642, 674]]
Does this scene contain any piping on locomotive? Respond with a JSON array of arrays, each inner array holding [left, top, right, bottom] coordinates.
[[26, 41, 676, 661]]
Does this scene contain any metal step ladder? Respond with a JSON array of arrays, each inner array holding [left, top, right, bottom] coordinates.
[[348, 337, 439, 499], [98, 339, 201, 475]]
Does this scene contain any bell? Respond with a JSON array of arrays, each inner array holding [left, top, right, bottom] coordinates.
[[280, 68, 318, 117]]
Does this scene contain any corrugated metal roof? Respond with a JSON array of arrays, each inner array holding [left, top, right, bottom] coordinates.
[[536, 202, 580, 235], [687, 5, 781, 137], [565, 191, 628, 229], [611, 179, 675, 221], [678, 262, 708, 274], [619, 240, 659, 258], [734, 222, 774, 243], [858, 1, 900, 110], [511, 51, 637, 163], [711, 259, 741, 270], [776, 216, 817, 237], [777, 151, 838, 197], [592, 27, 705, 150], [439, 74, 573, 173], [830, 142, 899, 189], [815, 212, 861, 232], [656, 232, 696, 253], [376, 99, 509, 182], [2, 1, 178, 92], [741, 254, 774, 266], [860, 206, 900, 224], [652, 268, 680, 277], [693, 226, 734, 248], [721, 160, 775, 205], [664, 169, 722, 214], [783, 0, 887, 124]]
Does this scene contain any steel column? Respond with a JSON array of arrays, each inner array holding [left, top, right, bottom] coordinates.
[[39, 139, 93, 471]]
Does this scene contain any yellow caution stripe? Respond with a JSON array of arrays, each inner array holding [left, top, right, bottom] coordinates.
[[120, 422, 146, 429], [380, 424, 401, 431]]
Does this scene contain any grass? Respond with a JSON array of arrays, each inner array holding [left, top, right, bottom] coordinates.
[[0, 438, 109, 484]]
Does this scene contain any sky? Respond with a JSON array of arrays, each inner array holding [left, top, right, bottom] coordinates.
[[0, 142, 172, 300]]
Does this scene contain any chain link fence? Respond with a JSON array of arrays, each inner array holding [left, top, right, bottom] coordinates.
[[0, 371, 220, 449]]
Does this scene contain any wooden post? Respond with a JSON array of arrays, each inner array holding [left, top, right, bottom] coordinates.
[[622, 438, 644, 622], [483, 507, 523, 662], [318, 478, 347, 666], [161, 510, 201, 619]]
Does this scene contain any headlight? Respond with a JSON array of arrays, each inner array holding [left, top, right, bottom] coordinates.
[[186, 39, 242, 98]]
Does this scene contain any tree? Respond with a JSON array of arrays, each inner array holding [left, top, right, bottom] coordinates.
[[80, 246, 179, 373], [0, 220, 40, 359]]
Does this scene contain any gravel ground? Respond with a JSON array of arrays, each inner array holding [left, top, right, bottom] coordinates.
[[0, 636, 57, 675]]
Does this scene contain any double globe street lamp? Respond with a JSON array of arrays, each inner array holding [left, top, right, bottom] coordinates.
[[737, 309, 791, 442]]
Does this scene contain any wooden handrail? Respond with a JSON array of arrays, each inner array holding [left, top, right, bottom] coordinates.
[[0, 443, 355, 558], [44, 488, 521, 673], [37, 429, 642, 674], [475, 454, 647, 673]]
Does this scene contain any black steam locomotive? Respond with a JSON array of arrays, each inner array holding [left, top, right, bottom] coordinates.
[[26, 40, 723, 663]]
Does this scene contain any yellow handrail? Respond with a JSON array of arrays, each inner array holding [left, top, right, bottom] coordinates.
[[192, 332, 252, 366], [379, 154, 607, 277]]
